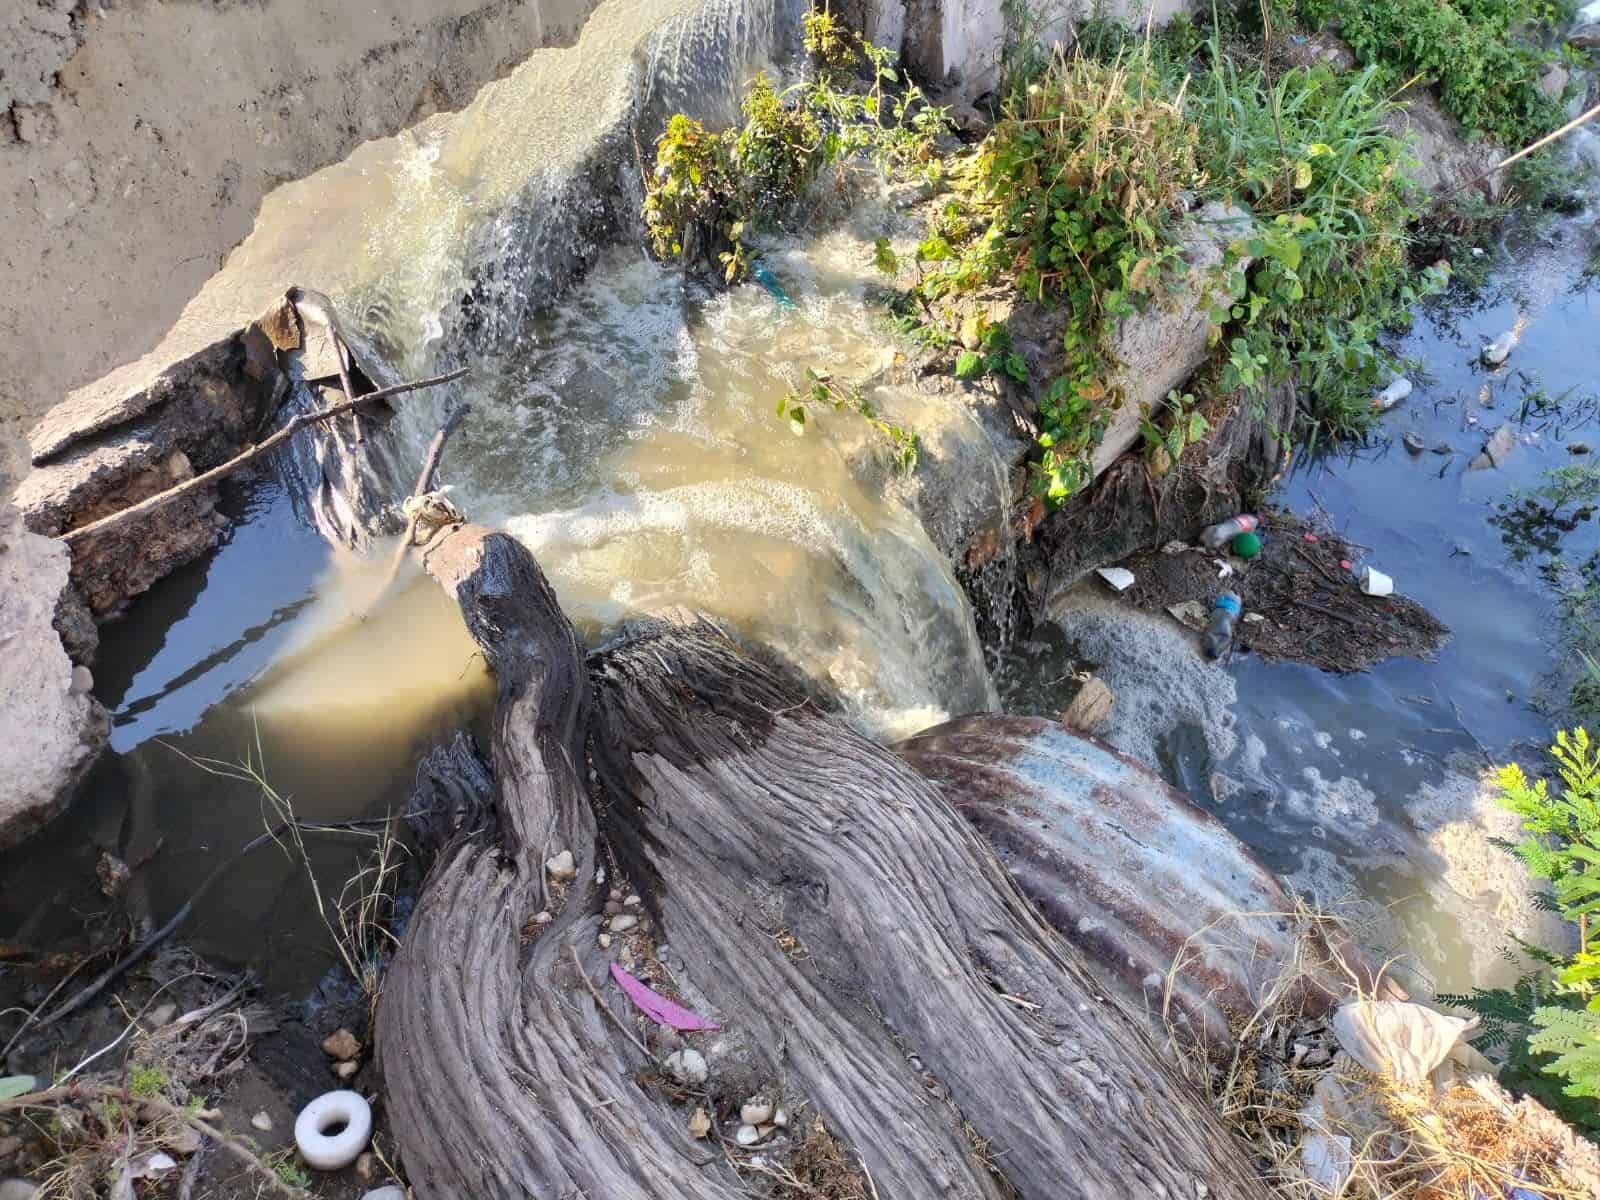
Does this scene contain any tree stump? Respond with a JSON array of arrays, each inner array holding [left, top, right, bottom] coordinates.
[[376, 524, 1275, 1199]]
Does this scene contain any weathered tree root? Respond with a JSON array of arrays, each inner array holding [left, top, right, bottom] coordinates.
[[376, 524, 1274, 1199]]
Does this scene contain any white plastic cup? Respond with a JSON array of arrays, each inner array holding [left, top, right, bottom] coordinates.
[[1359, 566, 1394, 597]]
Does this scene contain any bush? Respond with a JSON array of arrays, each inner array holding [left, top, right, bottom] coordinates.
[[1296, 0, 1570, 145]]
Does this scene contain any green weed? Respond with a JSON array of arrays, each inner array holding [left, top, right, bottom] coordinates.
[[777, 367, 921, 474]]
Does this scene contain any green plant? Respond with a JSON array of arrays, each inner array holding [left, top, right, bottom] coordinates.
[[1295, 0, 1570, 145], [1441, 732, 1600, 1126], [777, 367, 921, 473], [908, 51, 1198, 500], [1194, 51, 1448, 439], [127, 1065, 167, 1101], [1139, 389, 1210, 475]]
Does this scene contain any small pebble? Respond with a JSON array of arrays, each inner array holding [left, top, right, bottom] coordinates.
[[532, 910, 552, 925], [623, 894, 642, 909], [545, 850, 577, 882], [688, 1107, 712, 1139], [609, 914, 638, 933], [772, 1108, 788, 1127], [322, 1028, 360, 1061], [0, 1183, 36, 1200], [68, 665, 93, 696], [1402, 432, 1425, 455], [251, 1111, 273, 1132], [335, 1060, 359, 1080], [604, 900, 623, 916], [664, 1049, 708, 1085], [598, 933, 611, 948], [1570, 441, 1592, 454], [734, 1124, 763, 1147], [355, 1153, 376, 1182], [361, 1189, 407, 1200], [741, 1099, 774, 1126], [609, 888, 623, 902], [595, 868, 606, 886]]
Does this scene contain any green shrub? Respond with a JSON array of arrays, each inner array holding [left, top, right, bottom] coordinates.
[[1296, 0, 1569, 145], [1193, 54, 1447, 440], [1442, 730, 1600, 1132]]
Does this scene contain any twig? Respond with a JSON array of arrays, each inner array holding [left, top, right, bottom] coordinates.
[[1439, 99, 1600, 202], [61, 367, 468, 546], [0, 1084, 307, 1199], [371, 404, 472, 608], [567, 945, 653, 1062], [1290, 541, 1348, 589]]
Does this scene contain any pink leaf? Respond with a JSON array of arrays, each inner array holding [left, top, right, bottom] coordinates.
[[610, 963, 720, 1031]]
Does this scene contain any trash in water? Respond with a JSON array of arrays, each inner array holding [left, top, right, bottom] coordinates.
[[1359, 566, 1394, 597], [1481, 329, 1518, 366], [1373, 377, 1412, 409], [610, 964, 720, 1031], [1202, 592, 1242, 660], [1199, 514, 1258, 550], [1096, 566, 1135, 592], [1232, 531, 1262, 560], [1402, 432, 1426, 455], [749, 261, 796, 309]]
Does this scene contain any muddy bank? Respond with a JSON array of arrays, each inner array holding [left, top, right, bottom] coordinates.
[[0, 0, 605, 492]]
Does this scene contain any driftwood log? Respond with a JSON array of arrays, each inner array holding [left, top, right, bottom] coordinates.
[[376, 523, 1276, 1199]]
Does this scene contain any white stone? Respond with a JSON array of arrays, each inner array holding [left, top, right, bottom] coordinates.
[[545, 849, 577, 881], [609, 914, 638, 933], [734, 1123, 762, 1147], [361, 1189, 407, 1200], [251, 1111, 273, 1132], [772, 1108, 788, 1127], [623, 894, 642, 908], [740, 1099, 774, 1126], [664, 1049, 708, 1085]]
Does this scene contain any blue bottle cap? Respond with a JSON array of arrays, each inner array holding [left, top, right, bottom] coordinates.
[[1212, 593, 1242, 616]]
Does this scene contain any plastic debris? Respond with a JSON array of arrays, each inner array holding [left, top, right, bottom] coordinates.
[[1214, 558, 1234, 579], [1470, 425, 1517, 471], [1301, 1132, 1354, 1194], [611, 964, 720, 1031], [1203, 592, 1242, 660], [1200, 514, 1258, 550], [1302, 533, 1319, 543], [1232, 531, 1262, 560], [1096, 566, 1135, 592], [1359, 566, 1394, 597], [1373, 377, 1413, 409], [1331, 999, 1476, 1087], [749, 261, 796, 309], [1481, 329, 1518, 366]]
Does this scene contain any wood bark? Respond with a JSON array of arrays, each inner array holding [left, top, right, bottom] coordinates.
[[376, 524, 1275, 1200]]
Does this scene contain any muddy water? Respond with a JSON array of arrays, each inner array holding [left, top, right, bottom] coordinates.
[[0, 210, 1001, 992]]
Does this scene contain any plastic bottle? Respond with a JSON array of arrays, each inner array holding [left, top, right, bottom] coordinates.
[[1199, 514, 1259, 550], [1202, 592, 1242, 660], [1482, 330, 1517, 366], [1373, 377, 1412, 410]]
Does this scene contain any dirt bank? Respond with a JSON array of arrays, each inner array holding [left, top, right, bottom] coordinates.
[[0, 0, 598, 492]]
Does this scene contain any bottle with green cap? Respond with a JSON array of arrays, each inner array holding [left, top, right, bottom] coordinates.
[[1232, 530, 1262, 559]]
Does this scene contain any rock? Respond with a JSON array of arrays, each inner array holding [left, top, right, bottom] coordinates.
[[1570, 22, 1600, 46], [1482, 329, 1518, 365], [734, 1124, 763, 1147], [609, 914, 638, 933], [1331, 999, 1475, 1086], [608, 887, 623, 901], [772, 1108, 788, 1127], [321, 1028, 361, 1061], [1540, 64, 1571, 100], [0, 504, 111, 849], [664, 1049, 708, 1085], [598, 933, 611, 948], [0, 1182, 37, 1200], [688, 1108, 712, 1139], [1385, 90, 1506, 202], [68, 665, 93, 695], [335, 1060, 359, 1080], [1059, 677, 1113, 734], [145, 1001, 177, 1028], [361, 1189, 407, 1200], [740, 1099, 775, 1126], [167, 1126, 203, 1155], [604, 899, 623, 916], [1570, 441, 1592, 454], [623, 894, 642, 908], [251, 1111, 273, 1132], [0, 1137, 20, 1158], [355, 1152, 376, 1182], [532, 910, 552, 925], [96, 850, 130, 898], [1469, 425, 1518, 470], [545, 849, 577, 881], [1402, 432, 1426, 455]]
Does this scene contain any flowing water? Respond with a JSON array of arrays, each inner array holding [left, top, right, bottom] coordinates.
[[3, 49, 1596, 1006]]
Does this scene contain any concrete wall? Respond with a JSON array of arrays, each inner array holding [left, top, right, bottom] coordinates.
[[1, 0, 599, 491]]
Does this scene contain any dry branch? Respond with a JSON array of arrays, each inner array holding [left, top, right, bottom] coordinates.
[[60, 367, 467, 546], [371, 403, 472, 606]]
